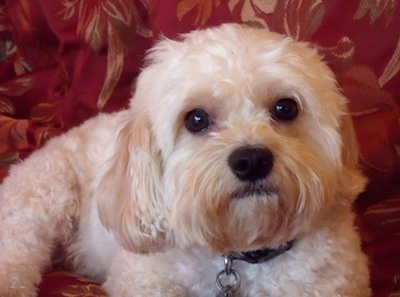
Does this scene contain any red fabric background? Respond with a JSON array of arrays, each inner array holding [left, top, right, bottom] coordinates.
[[1, 0, 399, 296]]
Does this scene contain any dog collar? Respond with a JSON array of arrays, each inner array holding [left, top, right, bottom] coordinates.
[[216, 241, 294, 295], [227, 240, 294, 264]]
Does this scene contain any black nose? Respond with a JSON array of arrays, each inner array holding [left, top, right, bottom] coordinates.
[[228, 146, 273, 182]]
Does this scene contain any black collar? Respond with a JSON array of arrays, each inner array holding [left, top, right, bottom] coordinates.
[[227, 241, 294, 264]]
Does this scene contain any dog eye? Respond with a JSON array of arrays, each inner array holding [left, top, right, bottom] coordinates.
[[185, 109, 211, 133], [272, 98, 299, 121]]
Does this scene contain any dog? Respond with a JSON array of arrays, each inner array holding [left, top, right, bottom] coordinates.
[[0, 23, 370, 297]]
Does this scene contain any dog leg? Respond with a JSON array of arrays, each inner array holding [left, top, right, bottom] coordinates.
[[103, 249, 190, 297], [0, 146, 81, 297]]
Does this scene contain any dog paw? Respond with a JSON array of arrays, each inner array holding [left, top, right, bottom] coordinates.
[[104, 282, 189, 297], [0, 274, 38, 297], [0, 288, 37, 297]]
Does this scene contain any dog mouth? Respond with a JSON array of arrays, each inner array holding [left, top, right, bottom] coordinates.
[[230, 184, 277, 200]]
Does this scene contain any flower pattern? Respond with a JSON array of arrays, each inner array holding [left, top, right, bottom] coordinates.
[[58, 0, 152, 108], [38, 271, 107, 296], [354, 0, 397, 25], [177, 0, 222, 25]]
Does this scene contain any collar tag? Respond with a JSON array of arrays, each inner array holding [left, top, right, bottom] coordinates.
[[216, 257, 241, 296]]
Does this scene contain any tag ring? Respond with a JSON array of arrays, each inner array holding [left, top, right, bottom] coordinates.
[[216, 268, 241, 293]]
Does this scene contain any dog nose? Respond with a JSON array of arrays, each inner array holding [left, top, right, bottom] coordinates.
[[228, 146, 273, 182]]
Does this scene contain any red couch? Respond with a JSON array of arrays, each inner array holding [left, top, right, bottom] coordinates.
[[1, 1, 399, 296]]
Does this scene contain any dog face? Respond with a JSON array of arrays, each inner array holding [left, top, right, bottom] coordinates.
[[97, 24, 366, 254]]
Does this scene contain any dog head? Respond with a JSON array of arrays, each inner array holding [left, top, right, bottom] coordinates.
[[97, 23, 367, 254]]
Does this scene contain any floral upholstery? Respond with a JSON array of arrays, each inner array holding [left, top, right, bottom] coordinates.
[[38, 271, 107, 297], [1, 0, 399, 296]]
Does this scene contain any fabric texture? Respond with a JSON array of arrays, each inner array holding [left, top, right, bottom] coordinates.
[[1, 0, 399, 296]]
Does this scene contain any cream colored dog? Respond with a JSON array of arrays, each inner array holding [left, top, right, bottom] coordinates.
[[0, 24, 370, 297]]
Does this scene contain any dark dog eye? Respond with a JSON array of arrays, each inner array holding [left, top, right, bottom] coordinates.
[[185, 109, 211, 133], [272, 98, 299, 121]]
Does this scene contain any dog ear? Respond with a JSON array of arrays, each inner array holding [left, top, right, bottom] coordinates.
[[338, 105, 368, 203], [96, 110, 168, 252]]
